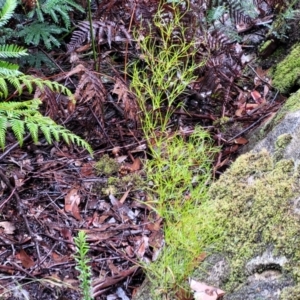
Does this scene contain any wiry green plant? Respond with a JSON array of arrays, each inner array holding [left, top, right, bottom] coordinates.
[[0, 0, 93, 154], [143, 128, 220, 298], [131, 3, 199, 142], [130, 3, 220, 298], [74, 230, 92, 300]]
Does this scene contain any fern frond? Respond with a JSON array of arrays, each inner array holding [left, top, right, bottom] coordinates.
[[2, 75, 72, 98], [11, 118, 25, 146], [0, 0, 17, 27], [0, 44, 28, 58], [0, 78, 8, 98], [0, 100, 93, 154], [0, 99, 41, 112], [26, 121, 39, 143], [18, 21, 65, 49], [0, 61, 21, 77], [68, 21, 132, 52], [0, 117, 8, 149], [27, 0, 84, 32], [19, 51, 57, 71]]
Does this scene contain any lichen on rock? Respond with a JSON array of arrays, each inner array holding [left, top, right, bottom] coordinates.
[[202, 149, 300, 294]]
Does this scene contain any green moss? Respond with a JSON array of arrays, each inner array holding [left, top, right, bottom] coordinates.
[[275, 134, 293, 150], [274, 134, 293, 161], [208, 150, 300, 291], [274, 89, 300, 124], [259, 40, 272, 53], [94, 154, 119, 176], [280, 285, 300, 300], [271, 43, 300, 93], [252, 89, 300, 142], [93, 172, 144, 196]]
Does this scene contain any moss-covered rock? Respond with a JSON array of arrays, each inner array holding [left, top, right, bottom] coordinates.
[[193, 149, 300, 298], [241, 89, 300, 155], [270, 43, 300, 93]]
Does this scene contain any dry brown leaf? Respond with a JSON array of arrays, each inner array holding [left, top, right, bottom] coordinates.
[[16, 249, 35, 268], [112, 78, 140, 124], [60, 228, 75, 251], [234, 137, 248, 145], [64, 188, 81, 220], [131, 157, 141, 172], [0, 221, 16, 234], [107, 260, 120, 275], [119, 189, 131, 204], [235, 103, 258, 117], [51, 252, 69, 263], [136, 236, 149, 258], [250, 90, 263, 104], [81, 162, 94, 177]]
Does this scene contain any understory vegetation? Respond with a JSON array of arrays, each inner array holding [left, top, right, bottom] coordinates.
[[0, 0, 300, 299]]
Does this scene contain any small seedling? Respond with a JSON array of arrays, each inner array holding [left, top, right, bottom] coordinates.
[[74, 230, 92, 300]]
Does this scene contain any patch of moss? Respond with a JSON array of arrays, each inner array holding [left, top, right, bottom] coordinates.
[[270, 43, 300, 93], [250, 89, 300, 144], [280, 285, 300, 300], [94, 154, 119, 176], [93, 173, 143, 196], [274, 133, 293, 161], [275, 134, 293, 150], [208, 150, 300, 291], [259, 40, 272, 53], [274, 89, 300, 124]]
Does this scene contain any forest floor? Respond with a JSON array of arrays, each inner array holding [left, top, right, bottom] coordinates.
[[0, 0, 300, 299]]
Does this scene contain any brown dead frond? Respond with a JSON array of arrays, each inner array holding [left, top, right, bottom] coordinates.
[[65, 64, 106, 119], [68, 21, 132, 52], [112, 77, 140, 128]]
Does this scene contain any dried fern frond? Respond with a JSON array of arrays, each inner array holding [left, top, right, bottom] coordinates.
[[68, 20, 132, 52], [65, 64, 106, 118]]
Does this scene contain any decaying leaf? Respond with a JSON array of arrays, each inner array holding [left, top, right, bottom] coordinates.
[[64, 188, 81, 220], [234, 137, 248, 145], [136, 236, 149, 258], [16, 249, 35, 268], [0, 221, 16, 234], [190, 279, 225, 300]]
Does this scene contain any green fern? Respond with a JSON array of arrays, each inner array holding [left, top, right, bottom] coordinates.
[[0, 0, 93, 155], [17, 21, 65, 49], [0, 44, 27, 58], [38, 0, 85, 29], [0, 99, 93, 153], [0, 0, 17, 27], [17, 0, 84, 49], [19, 50, 58, 71]]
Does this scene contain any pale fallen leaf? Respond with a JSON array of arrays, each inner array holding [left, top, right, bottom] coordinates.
[[116, 155, 128, 163], [0, 221, 16, 234], [64, 189, 81, 220], [190, 280, 225, 300]]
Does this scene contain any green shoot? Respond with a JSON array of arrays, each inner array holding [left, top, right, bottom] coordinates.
[[74, 230, 92, 300]]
